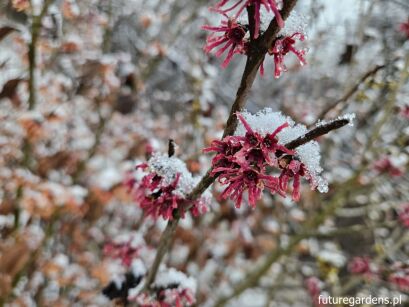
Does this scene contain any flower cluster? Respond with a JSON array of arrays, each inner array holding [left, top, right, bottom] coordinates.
[[305, 277, 326, 307], [399, 18, 409, 39], [348, 256, 375, 277], [398, 203, 409, 228], [126, 153, 210, 220], [204, 109, 328, 208], [348, 257, 409, 291], [103, 241, 141, 267], [373, 156, 404, 177], [202, 14, 248, 68], [202, 2, 308, 78], [389, 268, 409, 292], [266, 32, 306, 78]]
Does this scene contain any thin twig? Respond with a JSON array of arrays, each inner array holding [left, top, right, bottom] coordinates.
[[222, 0, 298, 138], [305, 221, 396, 239], [142, 219, 179, 291], [72, 107, 110, 184], [316, 63, 385, 121], [285, 118, 350, 150], [28, 0, 52, 110]]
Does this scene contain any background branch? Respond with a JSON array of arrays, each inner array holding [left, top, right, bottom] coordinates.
[[316, 63, 386, 120], [28, 0, 52, 110]]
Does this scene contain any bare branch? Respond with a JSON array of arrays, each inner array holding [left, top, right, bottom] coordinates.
[[28, 0, 53, 110], [316, 64, 386, 120], [285, 118, 351, 150], [143, 0, 300, 292]]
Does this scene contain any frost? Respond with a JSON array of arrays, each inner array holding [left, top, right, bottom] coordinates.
[[145, 153, 212, 202], [131, 259, 146, 277], [235, 108, 329, 193], [279, 11, 308, 37], [148, 153, 195, 196], [235, 108, 294, 137], [154, 268, 197, 293], [316, 113, 356, 128]]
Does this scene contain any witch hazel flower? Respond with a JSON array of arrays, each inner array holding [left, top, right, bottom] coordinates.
[[398, 203, 409, 228], [373, 155, 404, 177], [263, 32, 306, 78], [261, 11, 308, 77], [126, 153, 210, 220], [213, 0, 284, 38], [202, 14, 249, 68], [205, 113, 290, 208], [104, 241, 141, 267], [305, 277, 327, 307], [103, 233, 145, 267], [389, 268, 409, 292], [399, 18, 409, 39], [347, 256, 379, 281], [277, 156, 307, 201], [216, 162, 283, 208], [204, 108, 328, 208]]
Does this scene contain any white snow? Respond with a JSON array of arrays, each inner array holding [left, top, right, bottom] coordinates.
[[129, 152, 211, 209], [153, 268, 197, 293], [131, 259, 147, 277], [279, 11, 308, 37]]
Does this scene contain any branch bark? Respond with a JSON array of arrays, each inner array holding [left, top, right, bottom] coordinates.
[[143, 0, 299, 292], [285, 118, 350, 150], [28, 0, 52, 110]]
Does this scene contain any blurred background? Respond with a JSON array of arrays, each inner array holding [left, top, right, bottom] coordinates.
[[0, 0, 408, 306]]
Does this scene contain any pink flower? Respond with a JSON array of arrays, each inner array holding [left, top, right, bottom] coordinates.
[[203, 136, 242, 168], [138, 172, 183, 220], [305, 277, 327, 307], [373, 156, 403, 177], [204, 113, 296, 208], [202, 15, 248, 68], [128, 162, 207, 220], [389, 270, 409, 291], [398, 203, 409, 228], [399, 18, 409, 38], [400, 105, 409, 119], [348, 256, 373, 275], [278, 156, 307, 201], [103, 241, 140, 267], [214, 0, 284, 38], [215, 163, 281, 208], [264, 32, 307, 78], [235, 113, 293, 165]]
